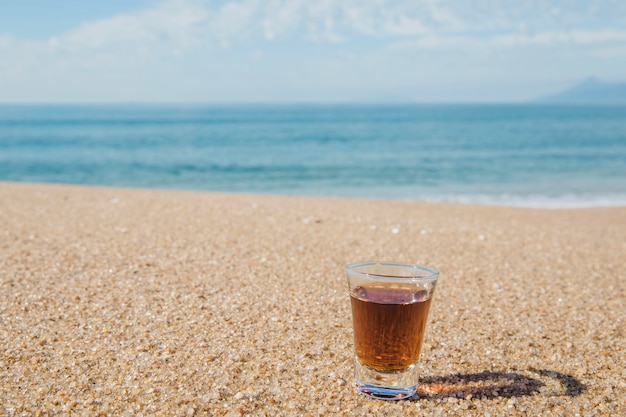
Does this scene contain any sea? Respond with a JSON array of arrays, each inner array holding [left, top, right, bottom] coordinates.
[[1, 103, 625, 208]]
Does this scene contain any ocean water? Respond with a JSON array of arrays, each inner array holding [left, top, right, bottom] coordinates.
[[1, 104, 625, 208]]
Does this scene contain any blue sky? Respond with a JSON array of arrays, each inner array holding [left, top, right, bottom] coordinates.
[[1, 0, 625, 103]]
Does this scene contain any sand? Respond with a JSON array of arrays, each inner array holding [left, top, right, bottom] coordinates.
[[1, 181, 624, 416]]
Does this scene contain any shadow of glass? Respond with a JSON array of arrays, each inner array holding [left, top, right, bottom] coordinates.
[[529, 368, 586, 397], [412, 369, 585, 401]]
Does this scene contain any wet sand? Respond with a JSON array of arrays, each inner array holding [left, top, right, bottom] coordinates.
[[1, 182, 624, 416]]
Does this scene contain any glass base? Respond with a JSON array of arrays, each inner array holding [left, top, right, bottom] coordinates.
[[356, 382, 417, 400], [354, 357, 419, 400]]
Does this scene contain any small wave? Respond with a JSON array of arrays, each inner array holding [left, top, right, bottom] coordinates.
[[415, 193, 626, 209]]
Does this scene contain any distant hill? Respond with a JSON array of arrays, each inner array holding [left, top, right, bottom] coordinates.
[[536, 77, 626, 103]]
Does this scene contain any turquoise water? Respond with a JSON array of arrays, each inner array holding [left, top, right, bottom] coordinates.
[[1, 104, 625, 207]]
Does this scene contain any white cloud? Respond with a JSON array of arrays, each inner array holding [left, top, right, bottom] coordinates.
[[0, 34, 16, 48], [390, 28, 626, 53], [492, 29, 626, 47], [4, 0, 626, 55], [1, 0, 625, 102], [48, 0, 211, 53]]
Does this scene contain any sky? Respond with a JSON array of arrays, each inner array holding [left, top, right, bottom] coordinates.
[[1, 0, 625, 103]]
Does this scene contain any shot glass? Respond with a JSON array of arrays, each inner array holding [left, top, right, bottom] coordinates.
[[346, 262, 439, 400]]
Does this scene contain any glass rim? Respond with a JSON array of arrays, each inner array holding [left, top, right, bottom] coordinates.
[[345, 261, 439, 283]]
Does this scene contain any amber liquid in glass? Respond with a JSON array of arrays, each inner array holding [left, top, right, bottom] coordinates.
[[350, 286, 431, 372]]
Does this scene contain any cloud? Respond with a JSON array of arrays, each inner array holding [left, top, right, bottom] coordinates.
[[47, 0, 211, 54], [493, 29, 626, 47], [3, 0, 626, 55], [1, 0, 625, 102], [390, 28, 626, 54], [0, 34, 16, 48]]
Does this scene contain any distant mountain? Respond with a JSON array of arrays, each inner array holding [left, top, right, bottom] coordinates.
[[536, 77, 626, 103]]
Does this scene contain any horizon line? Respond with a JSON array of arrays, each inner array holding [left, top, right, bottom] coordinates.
[[1, 100, 625, 106]]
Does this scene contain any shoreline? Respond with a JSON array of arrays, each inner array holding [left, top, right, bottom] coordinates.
[[1, 181, 624, 415], [3, 180, 626, 210]]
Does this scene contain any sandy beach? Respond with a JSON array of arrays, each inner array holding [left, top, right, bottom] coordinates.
[[1, 181, 624, 416]]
